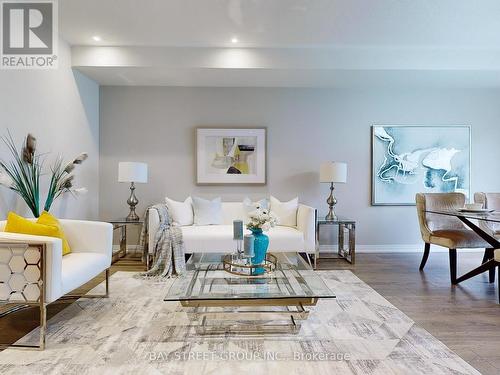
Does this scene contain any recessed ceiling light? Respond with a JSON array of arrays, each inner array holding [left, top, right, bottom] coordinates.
[[231, 37, 238, 44], [92, 35, 102, 42]]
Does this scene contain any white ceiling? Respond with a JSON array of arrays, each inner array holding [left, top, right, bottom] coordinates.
[[61, 0, 500, 87], [61, 0, 500, 48]]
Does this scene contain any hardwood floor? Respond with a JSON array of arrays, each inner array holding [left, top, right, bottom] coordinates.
[[1, 251, 499, 374], [317, 252, 500, 375]]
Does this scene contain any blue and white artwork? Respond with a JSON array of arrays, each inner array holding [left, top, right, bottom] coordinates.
[[372, 126, 470, 205]]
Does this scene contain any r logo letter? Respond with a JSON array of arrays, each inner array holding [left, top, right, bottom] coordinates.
[[2, 2, 53, 54]]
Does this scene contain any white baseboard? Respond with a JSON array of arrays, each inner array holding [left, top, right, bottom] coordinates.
[[119, 244, 485, 254], [113, 245, 140, 252], [319, 244, 485, 253]]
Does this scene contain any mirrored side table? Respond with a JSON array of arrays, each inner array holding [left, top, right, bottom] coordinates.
[[316, 216, 356, 268], [108, 219, 144, 264]]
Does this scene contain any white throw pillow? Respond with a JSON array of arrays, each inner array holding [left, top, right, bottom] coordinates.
[[164, 197, 193, 226], [270, 196, 298, 227], [192, 196, 223, 225]]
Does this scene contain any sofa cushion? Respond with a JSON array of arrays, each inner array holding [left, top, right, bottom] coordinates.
[[180, 225, 304, 253], [165, 197, 193, 226], [192, 196, 223, 225], [270, 196, 299, 227], [37, 211, 72, 256], [221, 202, 248, 224], [61, 252, 110, 295], [4, 211, 69, 253]]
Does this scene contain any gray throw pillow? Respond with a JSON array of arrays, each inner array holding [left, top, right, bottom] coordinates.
[[192, 196, 223, 225]]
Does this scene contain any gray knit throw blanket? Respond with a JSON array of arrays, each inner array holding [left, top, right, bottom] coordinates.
[[135, 204, 186, 279]]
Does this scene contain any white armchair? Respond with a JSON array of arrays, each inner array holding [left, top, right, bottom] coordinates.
[[0, 219, 112, 350]]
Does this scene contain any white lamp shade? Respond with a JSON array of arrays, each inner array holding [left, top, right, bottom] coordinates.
[[320, 161, 347, 183], [118, 162, 148, 183]]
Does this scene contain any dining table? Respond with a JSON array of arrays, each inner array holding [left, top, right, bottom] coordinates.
[[424, 208, 500, 284]]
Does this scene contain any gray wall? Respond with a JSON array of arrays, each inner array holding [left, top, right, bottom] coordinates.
[[100, 86, 500, 248], [0, 38, 100, 219]]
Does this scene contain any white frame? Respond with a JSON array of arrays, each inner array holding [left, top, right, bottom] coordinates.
[[196, 128, 266, 185]]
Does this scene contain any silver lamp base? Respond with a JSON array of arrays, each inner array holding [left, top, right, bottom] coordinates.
[[325, 182, 337, 221], [126, 182, 140, 221]]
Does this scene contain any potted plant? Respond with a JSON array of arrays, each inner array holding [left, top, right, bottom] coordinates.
[[0, 132, 88, 218]]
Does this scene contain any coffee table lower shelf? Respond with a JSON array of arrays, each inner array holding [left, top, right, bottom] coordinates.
[[179, 297, 320, 335]]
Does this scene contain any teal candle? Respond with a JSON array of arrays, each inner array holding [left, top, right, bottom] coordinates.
[[244, 234, 254, 257]]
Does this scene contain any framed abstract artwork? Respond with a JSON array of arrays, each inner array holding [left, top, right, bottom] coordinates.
[[196, 128, 266, 184], [371, 125, 471, 206]]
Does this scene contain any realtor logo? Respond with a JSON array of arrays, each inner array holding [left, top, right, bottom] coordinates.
[[1, 0, 58, 69]]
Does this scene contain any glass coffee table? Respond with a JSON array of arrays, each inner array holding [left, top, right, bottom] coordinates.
[[164, 252, 335, 334]]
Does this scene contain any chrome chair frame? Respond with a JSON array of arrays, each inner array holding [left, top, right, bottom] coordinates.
[[0, 241, 109, 350]]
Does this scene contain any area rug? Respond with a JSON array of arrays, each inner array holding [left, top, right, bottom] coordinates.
[[0, 271, 480, 374]]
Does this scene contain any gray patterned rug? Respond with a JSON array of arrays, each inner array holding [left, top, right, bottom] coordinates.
[[0, 271, 480, 374]]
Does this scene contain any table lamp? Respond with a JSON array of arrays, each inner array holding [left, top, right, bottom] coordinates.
[[320, 161, 347, 220], [118, 162, 148, 221]]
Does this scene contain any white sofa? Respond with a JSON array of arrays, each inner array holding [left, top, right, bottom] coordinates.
[[149, 202, 316, 255], [0, 219, 112, 349]]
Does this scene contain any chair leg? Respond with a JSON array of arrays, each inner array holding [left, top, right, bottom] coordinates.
[[0, 302, 47, 350], [419, 243, 431, 270], [449, 249, 457, 284], [105, 268, 110, 297], [61, 269, 110, 299], [482, 248, 490, 264], [39, 303, 47, 350]]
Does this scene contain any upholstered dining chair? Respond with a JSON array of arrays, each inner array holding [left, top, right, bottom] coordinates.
[[474, 192, 500, 238], [416, 193, 490, 284]]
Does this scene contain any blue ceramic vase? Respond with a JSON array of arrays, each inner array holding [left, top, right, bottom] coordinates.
[[250, 228, 269, 275]]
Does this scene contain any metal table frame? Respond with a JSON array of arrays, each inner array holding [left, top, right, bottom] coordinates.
[[425, 210, 499, 290], [315, 216, 356, 268], [165, 252, 335, 334], [108, 219, 144, 263]]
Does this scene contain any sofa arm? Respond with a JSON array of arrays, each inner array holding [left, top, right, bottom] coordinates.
[[148, 208, 160, 255], [0, 232, 63, 304], [297, 204, 317, 253], [60, 220, 113, 259]]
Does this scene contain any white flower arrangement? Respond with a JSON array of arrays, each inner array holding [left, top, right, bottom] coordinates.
[[246, 207, 278, 232]]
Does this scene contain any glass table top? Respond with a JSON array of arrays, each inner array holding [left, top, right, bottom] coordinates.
[[107, 218, 144, 225], [164, 253, 335, 302], [317, 215, 355, 224], [425, 210, 500, 223]]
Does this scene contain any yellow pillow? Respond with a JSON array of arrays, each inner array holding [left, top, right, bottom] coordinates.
[[37, 211, 71, 256], [4, 212, 71, 256]]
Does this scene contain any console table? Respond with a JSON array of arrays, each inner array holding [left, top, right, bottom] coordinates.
[[315, 216, 356, 267]]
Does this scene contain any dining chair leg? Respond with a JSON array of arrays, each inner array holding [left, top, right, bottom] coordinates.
[[419, 243, 431, 270], [482, 248, 490, 264], [449, 249, 457, 284]]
